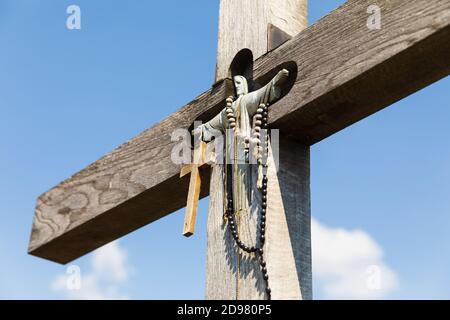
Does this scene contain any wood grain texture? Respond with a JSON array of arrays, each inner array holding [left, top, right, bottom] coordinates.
[[205, 138, 312, 300], [182, 142, 206, 237], [30, 0, 450, 264], [265, 138, 311, 299], [183, 166, 201, 237], [215, 0, 307, 81], [206, 0, 309, 300], [205, 164, 238, 298], [28, 80, 230, 264], [256, 0, 450, 144]]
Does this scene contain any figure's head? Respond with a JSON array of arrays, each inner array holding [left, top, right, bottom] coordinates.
[[234, 75, 249, 97]]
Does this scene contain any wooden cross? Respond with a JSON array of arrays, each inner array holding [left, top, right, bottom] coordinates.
[[29, 0, 450, 300], [180, 142, 204, 237], [180, 139, 211, 237]]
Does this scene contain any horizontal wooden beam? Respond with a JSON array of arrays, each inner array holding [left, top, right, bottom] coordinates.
[[29, 80, 231, 264], [257, 0, 450, 144], [29, 0, 450, 264]]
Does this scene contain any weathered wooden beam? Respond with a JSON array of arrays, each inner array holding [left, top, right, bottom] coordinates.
[[28, 80, 231, 264], [257, 0, 450, 144], [215, 0, 307, 81], [29, 0, 450, 264]]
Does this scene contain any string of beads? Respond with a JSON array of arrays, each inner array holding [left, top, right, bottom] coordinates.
[[225, 96, 271, 300]]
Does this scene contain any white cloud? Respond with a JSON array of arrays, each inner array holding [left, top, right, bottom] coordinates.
[[50, 221, 397, 300], [312, 218, 398, 299], [51, 241, 130, 300], [92, 241, 128, 282]]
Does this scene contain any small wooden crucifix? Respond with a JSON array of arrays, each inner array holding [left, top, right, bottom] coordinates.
[[180, 141, 205, 237], [180, 137, 209, 237]]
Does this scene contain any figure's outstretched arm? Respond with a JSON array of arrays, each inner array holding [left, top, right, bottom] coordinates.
[[192, 110, 226, 142], [244, 69, 290, 116], [269, 68, 290, 102]]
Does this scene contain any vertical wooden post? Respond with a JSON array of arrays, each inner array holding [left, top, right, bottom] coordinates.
[[215, 0, 308, 82], [206, 0, 311, 300]]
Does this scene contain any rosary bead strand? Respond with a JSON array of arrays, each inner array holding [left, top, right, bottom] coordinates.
[[226, 97, 271, 299]]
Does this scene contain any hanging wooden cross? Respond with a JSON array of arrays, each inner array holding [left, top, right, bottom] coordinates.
[[180, 139, 207, 237], [28, 0, 450, 300]]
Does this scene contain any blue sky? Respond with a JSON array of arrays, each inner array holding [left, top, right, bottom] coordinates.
[[1, 0, 449, 299]]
